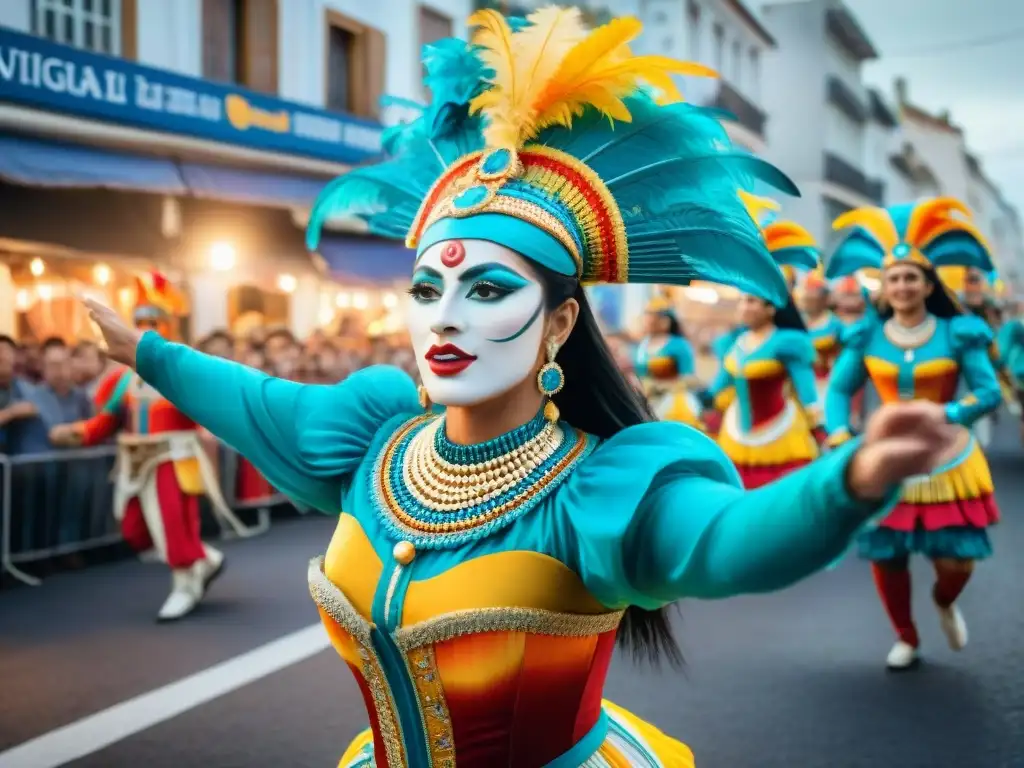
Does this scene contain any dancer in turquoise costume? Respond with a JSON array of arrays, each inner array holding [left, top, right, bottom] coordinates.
[[634, 294, 703, 428], [825, 197, 1001, 671], [85, 9, 959, 767]]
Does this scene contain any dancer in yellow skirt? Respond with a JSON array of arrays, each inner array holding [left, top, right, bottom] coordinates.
[[703, 197, 827, 487], [634, 295, 703, 428], [83, 10, 967, 766], [826, 198, 1001, 670]]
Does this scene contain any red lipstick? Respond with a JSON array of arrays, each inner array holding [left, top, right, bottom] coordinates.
[[425, 343, 477, 376]]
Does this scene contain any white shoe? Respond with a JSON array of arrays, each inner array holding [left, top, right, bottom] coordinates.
[[194, 545, 226, 595], [157, 568, 201, 622], [936, 603, 968, 651], [886, 641, 919, 670]]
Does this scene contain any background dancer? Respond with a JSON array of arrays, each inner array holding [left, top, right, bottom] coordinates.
[[826, 198, 1002, 670], [634, 293, 703, 428], [49, 272, 228, 622]]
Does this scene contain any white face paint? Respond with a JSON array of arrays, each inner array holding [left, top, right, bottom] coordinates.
[[406, 239, 546, 407]]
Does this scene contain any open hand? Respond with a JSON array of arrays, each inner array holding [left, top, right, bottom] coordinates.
[[82, 298, 143, 368], [846, 401, 960, 501]]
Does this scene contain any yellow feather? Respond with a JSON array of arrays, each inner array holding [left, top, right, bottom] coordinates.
[[468, 10, 519, 148], [469, 10, 718, 150]]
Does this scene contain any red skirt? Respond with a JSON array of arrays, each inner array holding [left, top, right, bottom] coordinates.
[[737, 459, 811, 490]]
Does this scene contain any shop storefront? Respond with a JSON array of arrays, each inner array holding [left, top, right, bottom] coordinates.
[[0, 26, 402, 341]]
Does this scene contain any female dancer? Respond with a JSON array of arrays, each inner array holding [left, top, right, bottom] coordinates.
[[799, 268, 845, 405], [703, 198, 826, 487], [634, 294, 702, 427], [87, 11, 956, 765], [826, 197, 1001, 670]]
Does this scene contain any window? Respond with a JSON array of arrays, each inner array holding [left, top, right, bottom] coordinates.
[[33, 0, 122, 56], [202, 0, 278, 93], [686, 1, 700, 60], [748, 48, 760, 100], [419, 5, 453, 100], [731, 39, 741, 84], [325, 11, 386, 119], [328, 25, 356, 113], [713, 24, 724, 71], [203, 0, 243, 84]]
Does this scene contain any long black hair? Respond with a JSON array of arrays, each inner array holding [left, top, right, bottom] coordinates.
[[537, 264, 683, 668], [874, 264, 962, 320], [772, 294, 807, 332]]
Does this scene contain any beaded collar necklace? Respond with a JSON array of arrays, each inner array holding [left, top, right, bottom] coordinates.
[[371, 408, 596, 549]]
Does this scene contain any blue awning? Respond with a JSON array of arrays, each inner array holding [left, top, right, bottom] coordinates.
[[317, 235, 414, 284], [179, 162, 331, 208], [0, 133, 187, 194]]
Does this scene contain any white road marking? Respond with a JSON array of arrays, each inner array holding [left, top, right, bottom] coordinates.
[[0, 624, 330, 768]]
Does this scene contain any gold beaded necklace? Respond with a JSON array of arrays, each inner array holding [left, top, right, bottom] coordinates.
[[402, 417, 565, 513]]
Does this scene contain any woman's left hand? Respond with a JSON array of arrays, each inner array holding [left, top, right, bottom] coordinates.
[[845, 401, 959, 502]]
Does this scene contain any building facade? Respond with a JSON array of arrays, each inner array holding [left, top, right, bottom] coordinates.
[[0, 0, 473, 341], [759, 0, 883, 244]]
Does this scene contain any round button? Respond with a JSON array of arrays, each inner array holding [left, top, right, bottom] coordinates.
[[393, 541, 416, 565]]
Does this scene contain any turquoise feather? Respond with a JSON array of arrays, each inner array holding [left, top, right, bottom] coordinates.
[[924, 231, 994, 272], [826, 228, 885, 279], [306, 46, 800, 304]]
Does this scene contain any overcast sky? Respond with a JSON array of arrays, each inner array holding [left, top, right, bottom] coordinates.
[[759, 0, 1024, 214]]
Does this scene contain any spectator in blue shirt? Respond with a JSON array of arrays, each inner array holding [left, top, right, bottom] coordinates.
[[0, 335, 38, 454]]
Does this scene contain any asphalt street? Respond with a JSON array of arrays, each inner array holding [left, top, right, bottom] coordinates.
[[1, 424, 1022, 768]]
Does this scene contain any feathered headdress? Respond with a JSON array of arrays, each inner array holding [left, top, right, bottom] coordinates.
[[645, 290, 676, 316], [307, 7, 801, 305], [827, 197, 994, 279], [133, 271, 187, 321], [801, 265, 828, 293], [738, 190, 819, 288]]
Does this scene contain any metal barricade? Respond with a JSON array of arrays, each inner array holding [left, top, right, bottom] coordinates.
[[1, 444, 284, 587]]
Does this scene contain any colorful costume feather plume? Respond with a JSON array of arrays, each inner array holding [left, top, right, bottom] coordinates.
[[827, 198, 994, 279], [307, 6, 801, 305]]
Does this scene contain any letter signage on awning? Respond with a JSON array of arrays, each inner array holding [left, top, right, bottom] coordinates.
[[0, 28, 383, 165]]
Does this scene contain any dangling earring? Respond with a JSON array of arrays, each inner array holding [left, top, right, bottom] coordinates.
[[537, 337, 565, 423], [418, 384, 431, 412]]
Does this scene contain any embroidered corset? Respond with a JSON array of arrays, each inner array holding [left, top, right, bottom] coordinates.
[[308, 413, 620, 768], [723, 356, 792, 431], [863, 321, 961, 406]]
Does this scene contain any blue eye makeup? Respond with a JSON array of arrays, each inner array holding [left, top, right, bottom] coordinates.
[[459, 264, 531, 301], [408, 267, 444, 302]]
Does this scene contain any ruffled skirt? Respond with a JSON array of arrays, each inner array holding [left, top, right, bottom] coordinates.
[[716, 399, 818, 489], [338, 700, 694, 768], [649, 389, 703, 430], [858, 434, 998, 561]]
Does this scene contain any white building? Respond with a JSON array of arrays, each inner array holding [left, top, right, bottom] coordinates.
[[0, 0, 472, 341], [759, 0, 883, 243], [890, 78, 1024, 292]]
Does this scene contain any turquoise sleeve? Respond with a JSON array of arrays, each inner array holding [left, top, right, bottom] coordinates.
[[705, 364, 733, 404], [670, 337, 695, 376], [947, 316, 1001, 426], [778, 332, 819, 414], [624, 440, 896, 603], [135, 332, 419, 512], [563, 423, 899, 610], [825, 347, 867, 437]]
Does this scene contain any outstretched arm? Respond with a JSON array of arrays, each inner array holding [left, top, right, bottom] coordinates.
[[135, 332, 419, 512], [622, 440, 897, 604]]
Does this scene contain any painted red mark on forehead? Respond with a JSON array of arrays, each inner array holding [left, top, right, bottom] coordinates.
[[440, 240, 466, 268]]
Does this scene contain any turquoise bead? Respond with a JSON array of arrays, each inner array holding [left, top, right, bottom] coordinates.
[[481, 148, 512, 175], [540, 367, 563, 393], [453, 185, 489, 209], [893, 243, 910, 258]]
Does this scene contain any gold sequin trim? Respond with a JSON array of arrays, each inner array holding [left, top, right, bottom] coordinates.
[[377, 417, 592, 536], [393, 606, 625, 651], [405, 646, 455, 767], [307, 558, 407, 768]]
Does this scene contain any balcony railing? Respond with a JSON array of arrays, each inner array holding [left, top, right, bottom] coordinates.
[[711, 81, 767, 138], [824, 152, 884, 203], [826, 75, 866, 125]]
